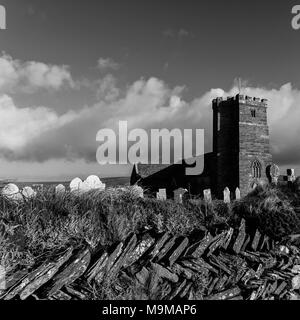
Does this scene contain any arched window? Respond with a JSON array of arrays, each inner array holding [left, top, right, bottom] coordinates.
[[252, 160, 262, 178], [251, 109, 256, 118]]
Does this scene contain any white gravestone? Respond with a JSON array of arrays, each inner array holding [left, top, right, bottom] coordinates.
[[1, 184, 23, 201], [70, 178, 83, 192], [270, 164, 280, 185], [22, 187, 37, 199], [223, 187, 231, 204], [157, 189, 167, 201], [85, 175, 105, 191], [235, 187, 241, 200], [203, 189, 212, 203], [55, 184, 66, 194]]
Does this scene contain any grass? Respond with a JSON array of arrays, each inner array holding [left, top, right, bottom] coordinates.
[[0, 184, 300, 275], [230, 184, 300, 239]]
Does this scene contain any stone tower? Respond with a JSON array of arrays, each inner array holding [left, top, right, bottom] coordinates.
[[212, 94, 272, 197]]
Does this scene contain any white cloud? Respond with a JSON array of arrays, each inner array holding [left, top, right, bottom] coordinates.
[[96, 74, 120, 101], [0, 53, 74, 92], [97, 57, 119, 71], [1, 72, 300, 172], [0, 94, 79, 152]]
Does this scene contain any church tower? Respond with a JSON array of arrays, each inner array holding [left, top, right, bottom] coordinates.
[[212, 94, 272, 197]]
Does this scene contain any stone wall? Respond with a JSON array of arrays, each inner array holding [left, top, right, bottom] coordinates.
[[2, 219, 300, 301]]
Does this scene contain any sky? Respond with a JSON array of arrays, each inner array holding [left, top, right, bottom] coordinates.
[[0, 0, 300, 181]]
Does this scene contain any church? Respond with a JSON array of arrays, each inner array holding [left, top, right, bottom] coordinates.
[[130, 94, 273, 198]]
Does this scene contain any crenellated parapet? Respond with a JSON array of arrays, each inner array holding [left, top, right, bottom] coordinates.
[[212, 94, 268, 108]]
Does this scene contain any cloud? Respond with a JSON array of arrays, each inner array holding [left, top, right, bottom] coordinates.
[[1, 71, 300, 172], [97, 57, 120, 71], [0, 94, 79, 155], [0, 77, 207, 162], [0, 53, 74, 93], [96, 74, 120, 101], [178, 28, 190, 38], [162, 28, 193, 39]]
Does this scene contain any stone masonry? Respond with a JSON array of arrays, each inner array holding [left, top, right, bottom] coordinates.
[[212, 94, 272, 197]]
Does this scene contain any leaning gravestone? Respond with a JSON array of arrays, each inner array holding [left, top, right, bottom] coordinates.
[[173, 188, 188, 204], [22, 187, 37, 199], [235, 187, 241, 200], [157, 189, 167, 201], [223, 187, 231, 204], [269, 164, 280, 185], [203, 189, 212, 203]]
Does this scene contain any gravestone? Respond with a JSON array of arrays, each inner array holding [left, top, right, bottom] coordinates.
[[223, 187, 231, 204], [235, 187, 241, 200], [269, 164, 280, 185], [287, 169, 296, 182], [203, 189, 212, 203], [80, 180, 93, 193], [157, 189, 167, 201], [1, 183, 23, 201], [22, 187, 37, 199], [85, 175, 105, 191], [55, 184, 66, 195], [173, 188, 188, 204], [70, 178, 83, 192], [2, 183, 19, 196]]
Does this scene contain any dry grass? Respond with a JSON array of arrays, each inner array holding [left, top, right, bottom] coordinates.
[[0, 184, 299, 273]]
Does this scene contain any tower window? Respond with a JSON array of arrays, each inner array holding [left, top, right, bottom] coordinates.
[[252, 160, 262, 178], [251, 109, 256, 118]]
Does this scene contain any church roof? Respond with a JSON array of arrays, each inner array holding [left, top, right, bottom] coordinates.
[[135, 163, 171, 178], [133, 152, 214, 180]]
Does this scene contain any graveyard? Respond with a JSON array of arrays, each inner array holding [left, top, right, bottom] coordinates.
[[1, 171, 300, 300]]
